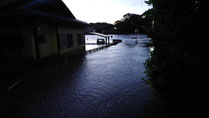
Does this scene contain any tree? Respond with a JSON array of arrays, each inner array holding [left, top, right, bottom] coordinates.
[[141, 8, 154, 36], [145, 0, 209, 116], [114, 13, 148, 34]]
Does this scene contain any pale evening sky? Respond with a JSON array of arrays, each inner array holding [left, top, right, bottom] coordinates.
[[62, 0, 152, 24]]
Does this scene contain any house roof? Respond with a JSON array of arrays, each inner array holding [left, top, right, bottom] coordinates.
[[0, 0, 88, 26]]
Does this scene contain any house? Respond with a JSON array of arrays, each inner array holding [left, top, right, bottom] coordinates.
[[0, 0, 88, 60], [85, 22, 115, 34]]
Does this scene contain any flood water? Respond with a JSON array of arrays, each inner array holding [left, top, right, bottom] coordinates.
[[6, 35, 152, 118]]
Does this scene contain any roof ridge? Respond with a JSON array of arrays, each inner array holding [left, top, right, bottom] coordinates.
[[19, 0, 53, 9]]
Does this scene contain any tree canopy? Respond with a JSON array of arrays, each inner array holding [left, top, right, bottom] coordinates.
[[145, 0, 209, 116], [114, 12, 153, 34]]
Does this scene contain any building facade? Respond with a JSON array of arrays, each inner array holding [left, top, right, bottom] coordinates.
[[0, 0, 88, 60]]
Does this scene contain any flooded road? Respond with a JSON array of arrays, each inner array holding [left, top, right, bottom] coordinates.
[[6, 35, 152, 118]]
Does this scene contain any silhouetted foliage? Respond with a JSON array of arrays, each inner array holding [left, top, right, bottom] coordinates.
[[145, 0, 209, 116], [141, 9, 154, 36], [114, 12, 153, 34]]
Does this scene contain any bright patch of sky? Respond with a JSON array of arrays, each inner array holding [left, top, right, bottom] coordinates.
[[62, 0, 152, 24]]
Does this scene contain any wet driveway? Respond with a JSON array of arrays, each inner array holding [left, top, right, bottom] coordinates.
[[6, 35, 152, 118]]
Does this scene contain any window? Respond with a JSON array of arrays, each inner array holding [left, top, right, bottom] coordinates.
[[77, 33, 82, 45], [59, 33, 73, 49], [77, 33, 85, 45], [67, 34, 73, 47]]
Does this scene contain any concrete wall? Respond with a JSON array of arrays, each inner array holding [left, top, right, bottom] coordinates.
[[36, 22, 59, 58], [0, 21, 86, 60], [21, 24, 37, 59]]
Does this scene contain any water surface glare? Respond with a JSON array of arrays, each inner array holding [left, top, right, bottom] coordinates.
[[8, 35, 152, 118]]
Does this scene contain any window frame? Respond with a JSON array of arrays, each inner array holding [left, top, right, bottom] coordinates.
[[59, 33, 73, 49]]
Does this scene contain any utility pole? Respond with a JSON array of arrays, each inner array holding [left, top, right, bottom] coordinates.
[[107, 36, 110, 45]]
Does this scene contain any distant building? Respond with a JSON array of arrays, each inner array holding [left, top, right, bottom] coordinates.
[[85, 22, 115, 34], [85, 26, 95, 33], [0, 0, 88, 60]]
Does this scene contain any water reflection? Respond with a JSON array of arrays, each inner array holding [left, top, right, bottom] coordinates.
[[8, 35, 152, 118]]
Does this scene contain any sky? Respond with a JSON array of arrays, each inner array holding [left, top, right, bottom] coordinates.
[[62, 0, 152, 24]]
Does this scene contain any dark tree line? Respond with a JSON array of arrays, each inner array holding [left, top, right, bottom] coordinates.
[[114, 11, 153, 34], [145, 0, 209, 116]]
